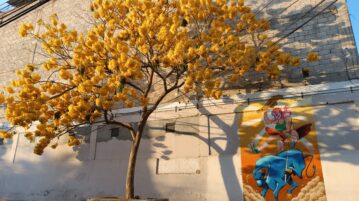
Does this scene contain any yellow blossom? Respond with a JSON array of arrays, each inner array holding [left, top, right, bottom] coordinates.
[[6, 87, 15, 94], [307, 52, 319, 62], [19, 22, 33, 37], [0, 94, 4, 103], [0, 131, 13, 139]]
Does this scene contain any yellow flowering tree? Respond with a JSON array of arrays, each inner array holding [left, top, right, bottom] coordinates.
[[0, 0, 318, 199]]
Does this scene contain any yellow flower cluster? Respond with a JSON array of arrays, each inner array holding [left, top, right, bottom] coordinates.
[[2, 0, 318, 155], [68, 135, 80, 146], [34, 137, 50, 155], [18, 22, 33, 37], [0, 93, 5, 103], [25, 132, 34, 142], [0, 131, 13, 139], [307, 52, 319, 62]]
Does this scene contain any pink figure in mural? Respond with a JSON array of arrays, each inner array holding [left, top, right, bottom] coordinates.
[[249, 106, 299, 153], [248, 95, 315, 154]]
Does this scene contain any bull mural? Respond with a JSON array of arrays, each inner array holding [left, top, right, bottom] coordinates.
[[240, 97, 327, 200], [253, 149, 316, 201]]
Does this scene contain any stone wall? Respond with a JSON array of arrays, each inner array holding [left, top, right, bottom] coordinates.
[[0, 0, 358, 87], [250, 0, 359, 84], [0, 0, 92, 86]]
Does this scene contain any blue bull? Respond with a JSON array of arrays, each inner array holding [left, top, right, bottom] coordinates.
[[253, 149, 316, 201]]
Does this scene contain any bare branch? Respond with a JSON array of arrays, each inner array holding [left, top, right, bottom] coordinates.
[[144, 68, 155, 97], [124, 79, 145, 94], [104, 110, 135, 140]]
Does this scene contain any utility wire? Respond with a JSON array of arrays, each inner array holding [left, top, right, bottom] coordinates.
[[254, 0, 277, 17], [275, 0, 338, 44], [268, 0, 301, 23], [289, 0, 326, 25]]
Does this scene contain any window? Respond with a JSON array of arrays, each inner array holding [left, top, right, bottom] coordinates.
[[73, 125, 91, 143], [165, 122, 175, 132], [172, 117, 199, 135], [110, 127, 120, 138]]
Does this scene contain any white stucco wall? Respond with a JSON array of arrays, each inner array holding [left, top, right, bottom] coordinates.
[[0, 80, 358, 201]]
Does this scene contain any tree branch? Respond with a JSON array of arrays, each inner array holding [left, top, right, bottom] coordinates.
[[49, 86, 76, 100], [146, 80, 185, 118], [104, 110, 135, 140], [144, 68, 154, 97], [124, 79, 145, 94]]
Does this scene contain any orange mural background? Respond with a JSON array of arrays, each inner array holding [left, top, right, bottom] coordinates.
[[238, 98, 327, 201]]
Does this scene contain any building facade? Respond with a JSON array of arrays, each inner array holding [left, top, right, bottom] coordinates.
[[0, 0, 359, 201]]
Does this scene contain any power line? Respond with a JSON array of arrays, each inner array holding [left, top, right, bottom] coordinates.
[[268, 0, 300, 23], [155, 84, 359, 114], [275, 0, 338, 44], [254, 0, 277, 17]]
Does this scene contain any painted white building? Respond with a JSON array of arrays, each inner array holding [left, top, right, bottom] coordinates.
[[0, 80, 359, 201], [1, 0, 359, 201]]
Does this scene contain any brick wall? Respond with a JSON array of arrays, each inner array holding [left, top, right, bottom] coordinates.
[[0, 0, 92, 86], [0, 0, 358, 87], [250, 0, 359, 84]]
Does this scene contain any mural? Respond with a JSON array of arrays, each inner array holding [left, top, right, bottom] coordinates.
[[239, 96, 327, 201]]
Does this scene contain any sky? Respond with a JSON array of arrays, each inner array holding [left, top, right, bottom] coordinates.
[[348, 0, 359, 54], [0, 0, 12, 11]]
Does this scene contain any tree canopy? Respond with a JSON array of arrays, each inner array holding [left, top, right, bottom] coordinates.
[[0, 0, 320, 154]]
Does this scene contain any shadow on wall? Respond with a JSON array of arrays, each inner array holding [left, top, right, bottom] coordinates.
[[0, 122, 13, 161], [0, 139, 89, 201], [69, 120, 205, 200], [1, 90, 358, 201], [63, 102, 245, 200], [224, 0, 359, 93], [69, 91, 359, 200], [198, 104, 243, 200], [193, 90, 359, 199], [274, 0, 359, 83], [0, 138, 12, 161], [311, 102, 359, 164]]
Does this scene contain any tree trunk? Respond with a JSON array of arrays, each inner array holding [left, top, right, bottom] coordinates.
[[125, 130, 142, 199]]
